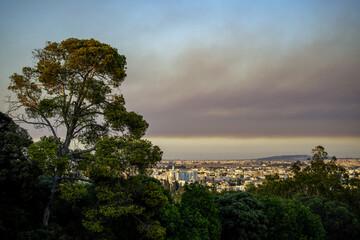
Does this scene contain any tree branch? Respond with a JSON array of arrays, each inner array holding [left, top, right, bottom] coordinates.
[[70, 146, 96, 156], [14, 118, 49, 127], [131, 213, 147, 226], [40, 115, 60, 141], [78, 110, 103, 118], [58, 176, 93, 183]]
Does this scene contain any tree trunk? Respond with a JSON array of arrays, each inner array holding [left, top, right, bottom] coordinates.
[[43, 175, 59, 227]]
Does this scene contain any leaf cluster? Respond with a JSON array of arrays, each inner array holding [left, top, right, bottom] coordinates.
[[160, 182, 222, 240], [81, 176, 168, 239]]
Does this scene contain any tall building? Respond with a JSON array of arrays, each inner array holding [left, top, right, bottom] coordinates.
[[176, 171, 198, 182]]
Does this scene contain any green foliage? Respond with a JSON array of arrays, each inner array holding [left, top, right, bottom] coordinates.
[[249, 146, 357, 206], [0, 112, 44, 240], [292, 146, 349, 199], [299, 196, 360, 240], [247, 145, 360, 239], [182, 183, 222, 240], [29, 136, 70, 176], [138, 220, 166, 240], [90, 136, 162, 180], [160, 182, 221, 240], [82, 176, 168, 240], [125, 111, 149, 138], [179, 206, 212, 240], [160, 204, 183, 240], [246, 173, 296, 199], [59, 182, 88, 202], [0, 112, 35, 188], [215, 191, 326, 240], [37, 98, 58, 118], [215, 191, 268, 240], [261, 196, 325, 240], [142, 180, 169, 217], [346, 174, 360, 217], [289, 147, 348, 199], [103, 97, 149, 138]]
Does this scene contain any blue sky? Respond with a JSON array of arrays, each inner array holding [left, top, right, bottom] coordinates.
[[1, 0, 360, 159]]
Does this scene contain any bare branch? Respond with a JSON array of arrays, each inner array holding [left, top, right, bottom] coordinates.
[[6, 96, 22, 110], [14, 118, 49, 127]]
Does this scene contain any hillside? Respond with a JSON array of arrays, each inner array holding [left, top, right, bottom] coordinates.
[[256, 155, 310, 161]]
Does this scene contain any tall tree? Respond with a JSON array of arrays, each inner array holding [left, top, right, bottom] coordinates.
[[290, 145, 349, 199], [8, 38, 161, 227], [248, 146, 352, 200]]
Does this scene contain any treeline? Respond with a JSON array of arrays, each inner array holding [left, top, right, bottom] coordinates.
[[1, 112, 360, 239]]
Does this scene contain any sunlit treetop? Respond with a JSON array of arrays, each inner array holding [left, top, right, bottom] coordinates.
[[8, 38, 148, 148]]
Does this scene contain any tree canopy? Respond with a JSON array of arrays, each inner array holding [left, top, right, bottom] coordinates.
[[247, 146, 357, 203], [160, 182, 222, 240], [215, 192, 268, 240], [299, 196, 359, 240], [8, 38, 162, 229], [9, 38, 148, 152], [246, 145, 360, 239], [261, 196, 325, 240]]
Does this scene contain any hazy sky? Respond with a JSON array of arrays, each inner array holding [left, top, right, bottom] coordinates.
[[1, 0, 359, 159]]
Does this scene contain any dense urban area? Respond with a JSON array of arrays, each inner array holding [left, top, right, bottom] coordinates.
[[152, 157, 360, 192]]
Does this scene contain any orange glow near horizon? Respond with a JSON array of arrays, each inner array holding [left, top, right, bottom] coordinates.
[[147, 136, 360, 160]]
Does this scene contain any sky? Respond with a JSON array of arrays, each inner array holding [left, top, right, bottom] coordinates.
[[1, 0, 360, 159]]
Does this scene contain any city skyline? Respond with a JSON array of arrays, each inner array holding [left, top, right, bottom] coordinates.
[[1, 0, 360, 159]]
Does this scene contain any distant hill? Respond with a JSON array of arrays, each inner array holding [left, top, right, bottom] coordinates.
[[256, 155, 310, 161]]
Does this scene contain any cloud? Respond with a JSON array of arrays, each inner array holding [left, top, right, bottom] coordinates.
[[123, 21, 360, 138]]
